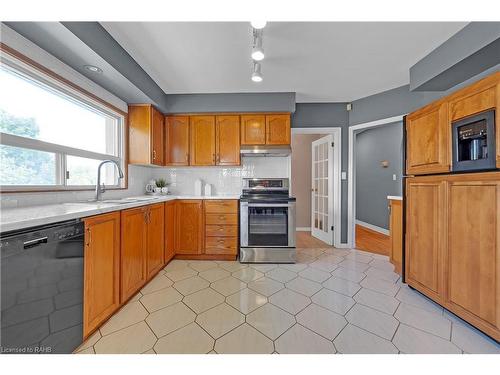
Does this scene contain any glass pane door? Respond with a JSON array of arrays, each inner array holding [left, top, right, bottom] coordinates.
[[311, 135, 333, 244]]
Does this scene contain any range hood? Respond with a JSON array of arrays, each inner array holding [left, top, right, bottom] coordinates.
[[240, 145, 292, 157]]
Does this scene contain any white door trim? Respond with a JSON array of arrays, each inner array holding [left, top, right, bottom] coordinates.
[[291, 127, 342, 248], [347, 115, 405, 248]]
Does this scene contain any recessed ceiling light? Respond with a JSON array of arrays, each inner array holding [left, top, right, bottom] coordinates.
[[250, 21, 267, 29], [251, 63, 263, 82], [83, 65, 103, 74]]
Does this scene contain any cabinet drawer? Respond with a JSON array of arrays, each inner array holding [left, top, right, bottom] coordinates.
[[205, 237, 238, 255], [205, 225, 238, 237], [204, 200, 238, 214], [450, 86, 496, 121], [205, 213, 238, 225]]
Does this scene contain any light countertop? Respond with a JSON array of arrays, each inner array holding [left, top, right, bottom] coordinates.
[[387, 195, 403, 201], [0, 194, 240, 233]]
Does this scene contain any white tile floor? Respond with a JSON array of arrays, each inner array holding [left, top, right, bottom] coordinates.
[[76, 248, 500, 354]]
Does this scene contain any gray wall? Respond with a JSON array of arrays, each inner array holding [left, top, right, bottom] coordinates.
[[349, 64, 500, 126], [410, 22, 500, 91], [164, 92, 296, 114], [355, 123, 403, 230], [292, 103, 350, 242]]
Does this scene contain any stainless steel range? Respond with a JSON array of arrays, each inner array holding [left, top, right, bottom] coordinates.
[[239, 178, 296, 263]]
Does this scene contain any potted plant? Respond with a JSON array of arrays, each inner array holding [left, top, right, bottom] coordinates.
[[155, 178, 170, 195]]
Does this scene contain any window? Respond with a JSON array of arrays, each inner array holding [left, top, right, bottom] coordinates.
[[0, 51, 126, 190]]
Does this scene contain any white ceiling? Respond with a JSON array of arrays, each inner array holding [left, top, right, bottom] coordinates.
[[102, 22, 467, 102]]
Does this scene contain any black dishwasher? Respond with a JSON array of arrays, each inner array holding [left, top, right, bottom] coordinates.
[[1, 219, 84, 354]]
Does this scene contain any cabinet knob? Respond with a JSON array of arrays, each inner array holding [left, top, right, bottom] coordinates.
[[153, 150, 157, 160]]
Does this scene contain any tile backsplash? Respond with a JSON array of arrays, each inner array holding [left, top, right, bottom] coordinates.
[[0, 157, 290, 208], [152, 156, 290, 195]]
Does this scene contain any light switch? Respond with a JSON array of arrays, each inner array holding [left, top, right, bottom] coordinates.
[[341, 171, 347, 180], [392, 174, 397, 181]]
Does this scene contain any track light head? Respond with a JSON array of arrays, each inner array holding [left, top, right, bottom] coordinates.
[[251, 62, 263, 82], [250, 21, 267, 29]]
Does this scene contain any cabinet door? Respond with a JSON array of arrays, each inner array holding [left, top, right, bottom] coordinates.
[[216, 115, 240, 166], [406, 177, 446, 302], [128, 105, 152, 165], [406, 102, 450, 175], [266, 114, 291, 145], [447, 178, 499, 332], [146, 203, 165, 278], [83, 212, 120, 338], [151, 107, 164, 166], [190, 116, 216, 166], [164, 201, 176, 263], [175, 200, 203, 254], [165, 116, 190, 166], [389, 199, 403, 275], [121, 207, 147, 302], [240, 115, 266, 145]]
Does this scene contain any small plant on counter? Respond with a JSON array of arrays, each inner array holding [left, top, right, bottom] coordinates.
[[155, 178, 169, 188]]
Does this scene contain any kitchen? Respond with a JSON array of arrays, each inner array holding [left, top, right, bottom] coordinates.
[[1, 7, 500, 368]]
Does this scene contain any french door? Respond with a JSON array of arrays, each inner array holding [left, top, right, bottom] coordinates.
[[311, 135, 334, 245]]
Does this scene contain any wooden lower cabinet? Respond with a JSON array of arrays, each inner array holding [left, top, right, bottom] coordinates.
[[388, 199, 403, 275], [175, 200, 203, 255], [446, 176, 500, 339], [83, 212, 121, 338], [164, 200, 176, 263], [406, 177, 447, 303], [120, 206, 148, 302], [204, 200, 238, 257], [406, 172, 500, 340], [146, 203, 165, 278]]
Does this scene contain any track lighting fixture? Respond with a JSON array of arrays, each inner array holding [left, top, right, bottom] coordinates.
[[251, 33, 265, 61]]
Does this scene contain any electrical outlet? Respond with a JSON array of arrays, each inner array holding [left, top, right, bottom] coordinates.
[[392, 174, 397, 181], [341, 171, 347, 180]]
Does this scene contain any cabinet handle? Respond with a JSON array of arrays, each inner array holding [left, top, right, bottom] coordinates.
[[86, 228, 91, 247], [153, 150, 157, 160], [219, 215, 225, 220]]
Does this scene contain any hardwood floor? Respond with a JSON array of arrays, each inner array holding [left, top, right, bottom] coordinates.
[[296, 231, 333, 248], [355, 224, 390, 256]]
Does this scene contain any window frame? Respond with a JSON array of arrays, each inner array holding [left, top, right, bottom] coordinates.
[[0, 44, 128, 192]]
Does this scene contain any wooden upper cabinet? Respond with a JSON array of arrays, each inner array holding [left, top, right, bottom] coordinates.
[[83, 212, 120, 338], [241, 115, 266, 145], [175, 200, 203, 255], [164, 201, 176, 263], [165, 116, 190, 166], [120, 206, 147, 302], [216, 115, 240, 166], [447, 176, 500, 334], [266, 114, 291, 145], [190, 116, 216, 166], [151, 107, 164, 165], [146, 203, 165, 278], [129, 105, 164, 165], [405, 177, 446, 303], [406, 101, 450, 175]]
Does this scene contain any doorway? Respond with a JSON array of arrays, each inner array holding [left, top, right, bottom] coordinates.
[[347, 115, 404, 249], [291, 128, 341, 248]]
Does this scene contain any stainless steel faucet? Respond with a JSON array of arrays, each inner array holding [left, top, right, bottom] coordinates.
[[95, 160, 124, 201]]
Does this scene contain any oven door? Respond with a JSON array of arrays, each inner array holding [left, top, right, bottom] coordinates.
[[240, 202, 296, 247]]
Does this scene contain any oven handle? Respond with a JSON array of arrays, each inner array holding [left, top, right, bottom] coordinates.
[[246, 203, 295, 208]]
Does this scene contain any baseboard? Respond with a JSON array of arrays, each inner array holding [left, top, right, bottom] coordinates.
[[296, 227, 311, 231], [355, 220, 389, 236]]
